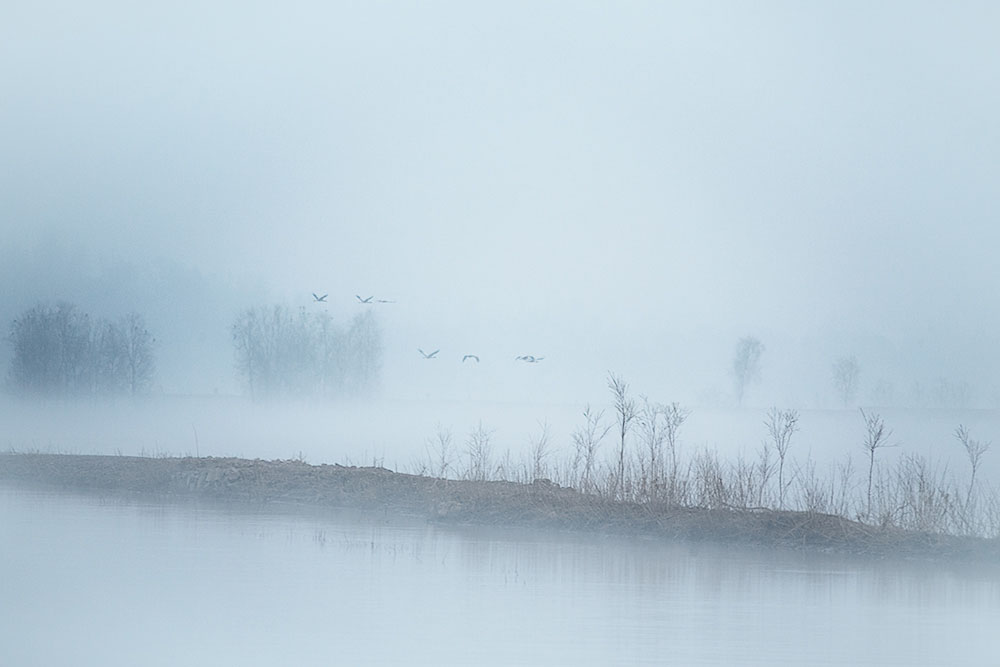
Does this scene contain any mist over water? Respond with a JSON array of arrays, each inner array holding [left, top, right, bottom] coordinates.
[[3, 486, 999, 666], [3, 2, 1000, 663]]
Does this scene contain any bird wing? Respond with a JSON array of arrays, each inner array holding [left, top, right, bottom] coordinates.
[[430, 350, 439, 357]]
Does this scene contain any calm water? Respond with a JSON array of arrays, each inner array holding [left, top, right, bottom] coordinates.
[[2, 484, 999, 666]]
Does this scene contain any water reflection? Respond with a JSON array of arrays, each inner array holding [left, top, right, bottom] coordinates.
[[2, 485, 998, 666]]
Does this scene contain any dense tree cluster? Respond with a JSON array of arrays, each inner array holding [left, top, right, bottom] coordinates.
[[231, 305, 382, 400], [6, 303, 156, 397]]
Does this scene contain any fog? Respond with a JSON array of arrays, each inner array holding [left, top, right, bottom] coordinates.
[[4, 6, 1000, 663], [3, 0, 1000, 407], [3, 2, 1000, 499]]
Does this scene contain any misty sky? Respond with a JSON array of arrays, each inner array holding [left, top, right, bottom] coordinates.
[[2, 1, 999, 403]]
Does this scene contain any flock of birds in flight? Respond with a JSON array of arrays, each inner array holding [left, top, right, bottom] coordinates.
[[311, 292, 544, 365], [312, 293, 395, 305]]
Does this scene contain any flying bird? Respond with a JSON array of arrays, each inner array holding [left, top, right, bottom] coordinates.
[[462, 354, 480, 363], [312, 293, 328, 302], [419, 349, 440, 359], [516, 355, 544, 363], [356, 295, 374, 304]]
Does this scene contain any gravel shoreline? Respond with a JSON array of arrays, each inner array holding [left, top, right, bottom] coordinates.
[[2, 452, 998, 563]]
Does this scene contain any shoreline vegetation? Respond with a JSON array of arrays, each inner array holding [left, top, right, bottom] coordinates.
[[2, 452, 998, 563]]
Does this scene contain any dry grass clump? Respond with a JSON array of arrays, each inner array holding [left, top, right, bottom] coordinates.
[[412, 375, 1000, 540]]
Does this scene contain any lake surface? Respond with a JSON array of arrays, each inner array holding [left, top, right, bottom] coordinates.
[[2, 484, 999, 666]]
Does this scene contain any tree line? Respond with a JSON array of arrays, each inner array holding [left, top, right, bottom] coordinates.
[[5, 303, 155, 397], [6, 302, 383, 399], [1, 305, 969, 408], [231, 305, 383, 400], [5, 301, 384, 401]]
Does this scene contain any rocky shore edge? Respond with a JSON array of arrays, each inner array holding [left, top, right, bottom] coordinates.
[[2, 452, 998, 563]]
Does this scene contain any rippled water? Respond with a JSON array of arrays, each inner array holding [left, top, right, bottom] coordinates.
[[2, 485, 999, 666]]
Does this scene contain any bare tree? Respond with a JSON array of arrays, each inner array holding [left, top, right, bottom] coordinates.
[[636, 399, 690, 502], [832, 356, 861, 408], [120, 312, 155, 396], [955, 424, 990, 505], [7, 303, 154, 398], [281, 307, 318, 396], [869, 379, 895, 407], [731, 336, 764, 406], [94, 319, 127, 394], [7, 304, 60, 394], [231, 304, 382, 400], [637, 398, 666, 500], [764, 407, 799, 509], [232, 308, 264, 400], [424, 424, 455, 478], [571, 405, 612, 494], [464, 421, 494, 481], [608, 372, 637, 500], [313, 311, 345, 397], [662, 401, 689, 497], [232, 305, 317, 398], [860, 408, 894, 520], [933, 377, 973, 409], [755, 441, 776, 508], [528, 420, 552, 481], [344, 309, 383, 396], [53, 303, 93, 394]]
